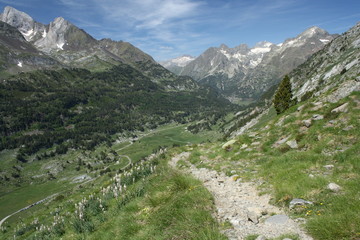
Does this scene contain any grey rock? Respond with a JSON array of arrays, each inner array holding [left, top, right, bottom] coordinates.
[[297, 105, 306, 112], [289, 198, 313, 209], [286, 140, 298, 149], [342, 125, 354, 131], [302, 119, 312, 127], [283, 238, 293, 240], [247, 212, 258, 224], [275, 136, 290, 146], [323, 164, 334, 170], [255, 235, 267, 240], [331, 102, 349, 113], [327, 183, 342, 192], [265, 214, 290, 225], [247, 207, 263, 224], [312, 114, 324, 120]]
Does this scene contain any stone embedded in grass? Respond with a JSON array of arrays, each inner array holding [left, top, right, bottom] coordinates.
[[331, 102, 349, 113], [342, 125, 354, 131], [286, 140, 298, 149], [302, 119, 312, 128], [240, 144, 248, 149], [274, 135, 290, 147], [289, 198, 313, 209], [312, 114, 324, 120], [327, 182, 342, 192], [222, 139, 236, 150], [323, 164, 334, 170]]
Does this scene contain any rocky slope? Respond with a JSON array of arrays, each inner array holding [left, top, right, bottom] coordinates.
[[0, 21, 59, 74], [290, 22, 360, 103], [163, 27, 335, 103]]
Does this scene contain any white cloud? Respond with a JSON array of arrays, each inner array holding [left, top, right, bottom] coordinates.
[[94, 0, 203, 29]]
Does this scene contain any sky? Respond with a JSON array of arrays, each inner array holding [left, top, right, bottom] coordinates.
[[0, 0, 359, 61]]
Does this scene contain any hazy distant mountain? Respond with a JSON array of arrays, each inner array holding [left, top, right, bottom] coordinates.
[[159, 55, 196, 75], [162, 27, 336, 103]]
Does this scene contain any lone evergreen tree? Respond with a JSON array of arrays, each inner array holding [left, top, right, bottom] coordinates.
[[273, 75, 294, 114]]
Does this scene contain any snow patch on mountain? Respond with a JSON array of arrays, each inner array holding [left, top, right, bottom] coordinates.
[[160, 55, 195, 68], [57, 42, 65, 50], [220, 49, 231, 59], [17, 61, 23, 67], [250, 47, 271, 54]]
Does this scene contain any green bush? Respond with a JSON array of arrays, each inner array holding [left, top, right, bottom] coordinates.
[[273, 75, 295, 114]]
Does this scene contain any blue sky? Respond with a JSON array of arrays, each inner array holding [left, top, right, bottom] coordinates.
[[0, 0, 359, 61]]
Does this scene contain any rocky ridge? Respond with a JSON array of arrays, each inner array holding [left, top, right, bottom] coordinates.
[[162, 27, 335, 102], [0, 6, 199, 91]]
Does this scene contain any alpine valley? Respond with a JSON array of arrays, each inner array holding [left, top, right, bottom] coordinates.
[[0, 5, 359, 240]]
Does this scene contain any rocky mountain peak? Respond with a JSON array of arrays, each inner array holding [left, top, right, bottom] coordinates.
[[301, 26, 327, 38], [219, 43, 230, 50], [1, 6, 46, 42], [1, 6, 35, 39], [254, 41, 274, 48]]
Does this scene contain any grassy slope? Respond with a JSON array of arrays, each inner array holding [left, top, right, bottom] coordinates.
[[0, 147, 226, 239], [0, 123, 220, 228], [183, 92, 360, 240]]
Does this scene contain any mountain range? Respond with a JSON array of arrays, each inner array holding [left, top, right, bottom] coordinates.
[[0, 6, 201, 91], [161, 27, 337, 103]]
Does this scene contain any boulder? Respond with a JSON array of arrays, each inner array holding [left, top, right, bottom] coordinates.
[[312, 114, 324, 120], [302, 119, 312, 127], [327, 183, 342, 192], [222, 139, 236, 150], [286, 140, 298, 149], [331, 102, 349, 113], [289, 198, 313, 209]]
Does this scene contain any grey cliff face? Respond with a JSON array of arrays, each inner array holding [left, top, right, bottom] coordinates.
[[1, 6, 46, 42]]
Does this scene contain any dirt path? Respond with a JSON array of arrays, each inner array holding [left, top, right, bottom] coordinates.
[[170, 152, 313, 240]]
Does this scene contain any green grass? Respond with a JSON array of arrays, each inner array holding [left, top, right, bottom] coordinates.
[[0, 123, 215, 231], [186, 92, 360, 240], [0, 151, 226, 240], [113, 124, 213, 163]]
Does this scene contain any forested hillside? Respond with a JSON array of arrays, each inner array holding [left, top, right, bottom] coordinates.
[[0, 63, 234, 158]]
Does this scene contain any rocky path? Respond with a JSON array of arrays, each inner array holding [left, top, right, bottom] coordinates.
[[170, 152, 313, 240]]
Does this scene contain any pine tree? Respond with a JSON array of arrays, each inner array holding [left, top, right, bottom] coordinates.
[[273, 75, 294, 114]]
